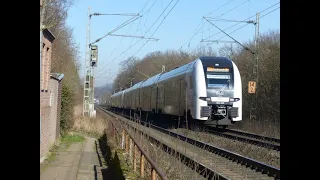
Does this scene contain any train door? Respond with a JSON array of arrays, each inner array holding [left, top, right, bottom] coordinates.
[[157, 84, 164, 113], [155, 85, 158, 113], [151, 86, 157, 113], [179, 79, 186, 116], [149, 87, 152, 111], [138, 89, 141, 110]]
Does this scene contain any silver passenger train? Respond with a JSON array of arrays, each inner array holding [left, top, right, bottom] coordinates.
[[110, 56, 242, 128]]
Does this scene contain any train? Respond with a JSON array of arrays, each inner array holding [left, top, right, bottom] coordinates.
[[109, 56, 242, 129]]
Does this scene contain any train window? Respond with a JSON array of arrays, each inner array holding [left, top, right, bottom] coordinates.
[[207, 74, 230, 89]]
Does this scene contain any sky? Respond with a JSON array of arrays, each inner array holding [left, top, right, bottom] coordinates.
[[66, 0, 280, 87]]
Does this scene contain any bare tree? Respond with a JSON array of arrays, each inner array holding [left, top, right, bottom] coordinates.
[[40, 0, 73, 31]]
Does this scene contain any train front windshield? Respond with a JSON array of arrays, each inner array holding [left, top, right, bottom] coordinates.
[[205, 67, 231, 89], [207, 74, 230, 89]]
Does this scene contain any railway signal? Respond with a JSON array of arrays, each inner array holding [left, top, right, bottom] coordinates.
[[90, 45, 98, 67]]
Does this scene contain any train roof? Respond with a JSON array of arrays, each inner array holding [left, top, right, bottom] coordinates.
[[111, 90, 125, 97], [140, 73, 162, 88], [130, 81, 143, 91], [157, 61, 195, 83], [114, 80, 143, 95], [199, 56, 233, 67]]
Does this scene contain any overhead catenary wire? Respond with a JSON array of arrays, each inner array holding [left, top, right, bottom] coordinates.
[[95, 1, 159, 78], [90, 15, 141, 45], [91, 0, 156, 46], [180, 0, 250, 51], [204, 17, 254, 54], [202, 2, 279, 42], [193, 2, 279, 50], [210, 6, 280, 44], [90, 13, 139, 16], [96, 0, 151, 71], [108, 21, 135, 59], [122, 0, 158, 61], [131, 0, 181, 57], [206, 0, 237, 16], [96, 0, 178, 77], [98, 0, 251, 78], [203, 17, 255, 23], [95, 0, 158, 76], [179, 0, 236, 50], [217, 0, 250, 17], [93, 21, 137, 75], [97, 1, 280, 82]]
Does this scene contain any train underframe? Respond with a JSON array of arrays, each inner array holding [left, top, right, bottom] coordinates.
[[202, 104, 238, 128], [109, 105, 237, 130]]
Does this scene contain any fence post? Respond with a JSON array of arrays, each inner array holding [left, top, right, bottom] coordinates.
[[121, 130, 125, 149], [151, 168, 156, 180], [125, 134, 129, 152], [129, 138, 132, 161], [140, 153, 144, 177], [133, 144, 137, 171]]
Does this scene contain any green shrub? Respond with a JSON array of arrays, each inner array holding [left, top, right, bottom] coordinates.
[[60, 84, 74, 133]]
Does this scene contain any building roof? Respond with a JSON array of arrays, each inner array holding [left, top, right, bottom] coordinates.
[[43, 29, 56, 42], [50, 73, 64, 81]]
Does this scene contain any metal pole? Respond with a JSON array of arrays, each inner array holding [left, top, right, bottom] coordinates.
[[83, 7, 91, 117], [255, 12, 260, 84], [92, 66, 95, 117], [250, 12, 260, 122], [88, 9, 92, 117], [88, 7, 92, 117], [40, 6, 43, 144]]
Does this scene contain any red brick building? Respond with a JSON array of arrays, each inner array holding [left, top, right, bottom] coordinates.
[[41, 29, 55, 91], [40, 0, 65, 162]]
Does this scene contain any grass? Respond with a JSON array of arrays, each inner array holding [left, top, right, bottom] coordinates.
[[71, 104, 107, 136], [60, 133, 85, 149], [46, 151, 57, 163], [44, 145, 59, 163], [40, 144, 60, 173], [61, 134, 84, 143], [96, 110, 139, 180], [115, 149, 139, 179]]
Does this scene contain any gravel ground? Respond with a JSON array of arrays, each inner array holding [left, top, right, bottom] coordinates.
[[172, 128, 280, 168]]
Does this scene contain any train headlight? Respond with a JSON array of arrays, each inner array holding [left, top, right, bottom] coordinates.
[[229, 98, 240, 102], [199, 97, 211, 101]]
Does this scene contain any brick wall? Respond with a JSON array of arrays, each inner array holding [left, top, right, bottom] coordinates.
[[41, 31, 53, 91], [56, 81, 62, 141], [49, 79, 59, 145], [40, 91, 50, 158], [40, 78, 62, 159]]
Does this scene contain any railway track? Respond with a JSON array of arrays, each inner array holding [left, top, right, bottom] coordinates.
[[98, 106, 280, 179], [100, 105, 280, 151], [205, 127, 280, 151]]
